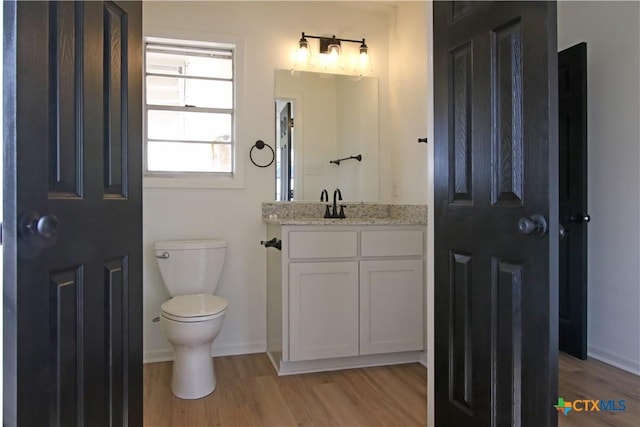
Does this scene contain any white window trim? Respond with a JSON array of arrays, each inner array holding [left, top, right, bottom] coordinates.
[[143, 28, 245, 189]]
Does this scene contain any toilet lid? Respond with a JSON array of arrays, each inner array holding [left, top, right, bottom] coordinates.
[[161, 294, 229, 319]]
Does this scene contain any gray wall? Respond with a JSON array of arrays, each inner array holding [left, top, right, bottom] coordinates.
[[558, 1, 640, 374]]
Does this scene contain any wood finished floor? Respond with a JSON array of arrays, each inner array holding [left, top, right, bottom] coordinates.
[[144, 352, 639, 427], [558, 353, 639, 427], [144, 353, 426, 427]]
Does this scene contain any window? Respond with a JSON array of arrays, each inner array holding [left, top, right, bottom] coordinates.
[[145, 41, 235, 175]]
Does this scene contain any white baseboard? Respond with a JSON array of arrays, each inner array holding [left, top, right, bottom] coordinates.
[[144, 349, 174, 364], [266, 350, 280, 373], [213, 340, 266, 357], [144, 340, 266, 364], [588, 345, 640, 376], [419, 351, 428, 368]]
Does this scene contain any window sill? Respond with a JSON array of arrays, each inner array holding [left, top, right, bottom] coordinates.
[[144, 175, 244, 190]]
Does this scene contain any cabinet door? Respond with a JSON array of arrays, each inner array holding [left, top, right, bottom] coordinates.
[[360, 260, 424, 354], [289, 262, 359, 361]]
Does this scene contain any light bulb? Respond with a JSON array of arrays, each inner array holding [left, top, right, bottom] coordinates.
[[359, 51, 369, 71], [296, 33, 310, 67], [358, 39, 370, 73], [327, 43, 340, 68], [296, 44, 309, 65]]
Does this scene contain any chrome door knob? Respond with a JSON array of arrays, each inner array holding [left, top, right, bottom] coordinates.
[[518, 214, 548, 237]]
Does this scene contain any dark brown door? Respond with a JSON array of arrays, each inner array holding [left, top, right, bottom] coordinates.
[[278, 102, 293, 200], [3, 1, 142, 425], [434, 2, 559, 426], [558, 42, 588, 360]]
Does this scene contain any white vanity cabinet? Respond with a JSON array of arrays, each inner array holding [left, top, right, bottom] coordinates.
[[359, 229, 424, 355], [266, 222, 426, 374], [359, 259, 423, 355], [289, 261, 359, 360]]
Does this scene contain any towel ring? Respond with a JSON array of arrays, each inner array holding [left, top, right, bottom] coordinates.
[[250, 140, 275, 168]]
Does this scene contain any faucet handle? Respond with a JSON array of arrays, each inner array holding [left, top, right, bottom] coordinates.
[[339, 205, 346, 219], [324, 204, 331, 218]]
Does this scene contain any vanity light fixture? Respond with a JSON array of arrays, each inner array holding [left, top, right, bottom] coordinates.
[[296, 32, 370, 73], [296, 32, 310, 65]]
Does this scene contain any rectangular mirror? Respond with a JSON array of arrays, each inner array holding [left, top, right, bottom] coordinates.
[[275, 69, 379, 202]]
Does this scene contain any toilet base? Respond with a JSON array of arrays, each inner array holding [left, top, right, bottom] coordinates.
[[170, 345, 216, 399]]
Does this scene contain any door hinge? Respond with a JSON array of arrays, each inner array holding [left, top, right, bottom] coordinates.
[[289, 118, 294, 128]]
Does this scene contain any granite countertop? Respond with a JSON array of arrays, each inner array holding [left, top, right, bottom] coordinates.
[[262, 202, 427, 226], [263, 216, 426, 225]]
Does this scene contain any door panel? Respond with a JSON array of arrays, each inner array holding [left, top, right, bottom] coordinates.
[[49, 1, 83, 197], [105, 255, 128, 427], [49, 266, 83, 427], [494, 259, 524, 427], [449, 252, 472, 412], [492, 21, 524, 206], [104, 1, 128, 197], [434, 2, 558, 426], [449, 41, 473, 203], [3, 1, 142, 425]]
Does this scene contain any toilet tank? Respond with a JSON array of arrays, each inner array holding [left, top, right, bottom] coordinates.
[[155, 240, 226, 296]]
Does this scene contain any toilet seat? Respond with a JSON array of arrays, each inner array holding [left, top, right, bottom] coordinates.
[[161, 294, 229, 323]]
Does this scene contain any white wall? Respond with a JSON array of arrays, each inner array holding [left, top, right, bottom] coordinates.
[[389, 1, 430, 204], [387, 3, 433, 426], [558, 1, 640, 374], [142, 1, 392, 362], [336, 76, 379, 201]]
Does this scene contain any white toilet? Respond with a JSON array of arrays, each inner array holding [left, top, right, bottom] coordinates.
[[155, 239, 229, 399]]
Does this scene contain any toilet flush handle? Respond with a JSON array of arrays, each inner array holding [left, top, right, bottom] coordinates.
[[156, 252, 170, 259]]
